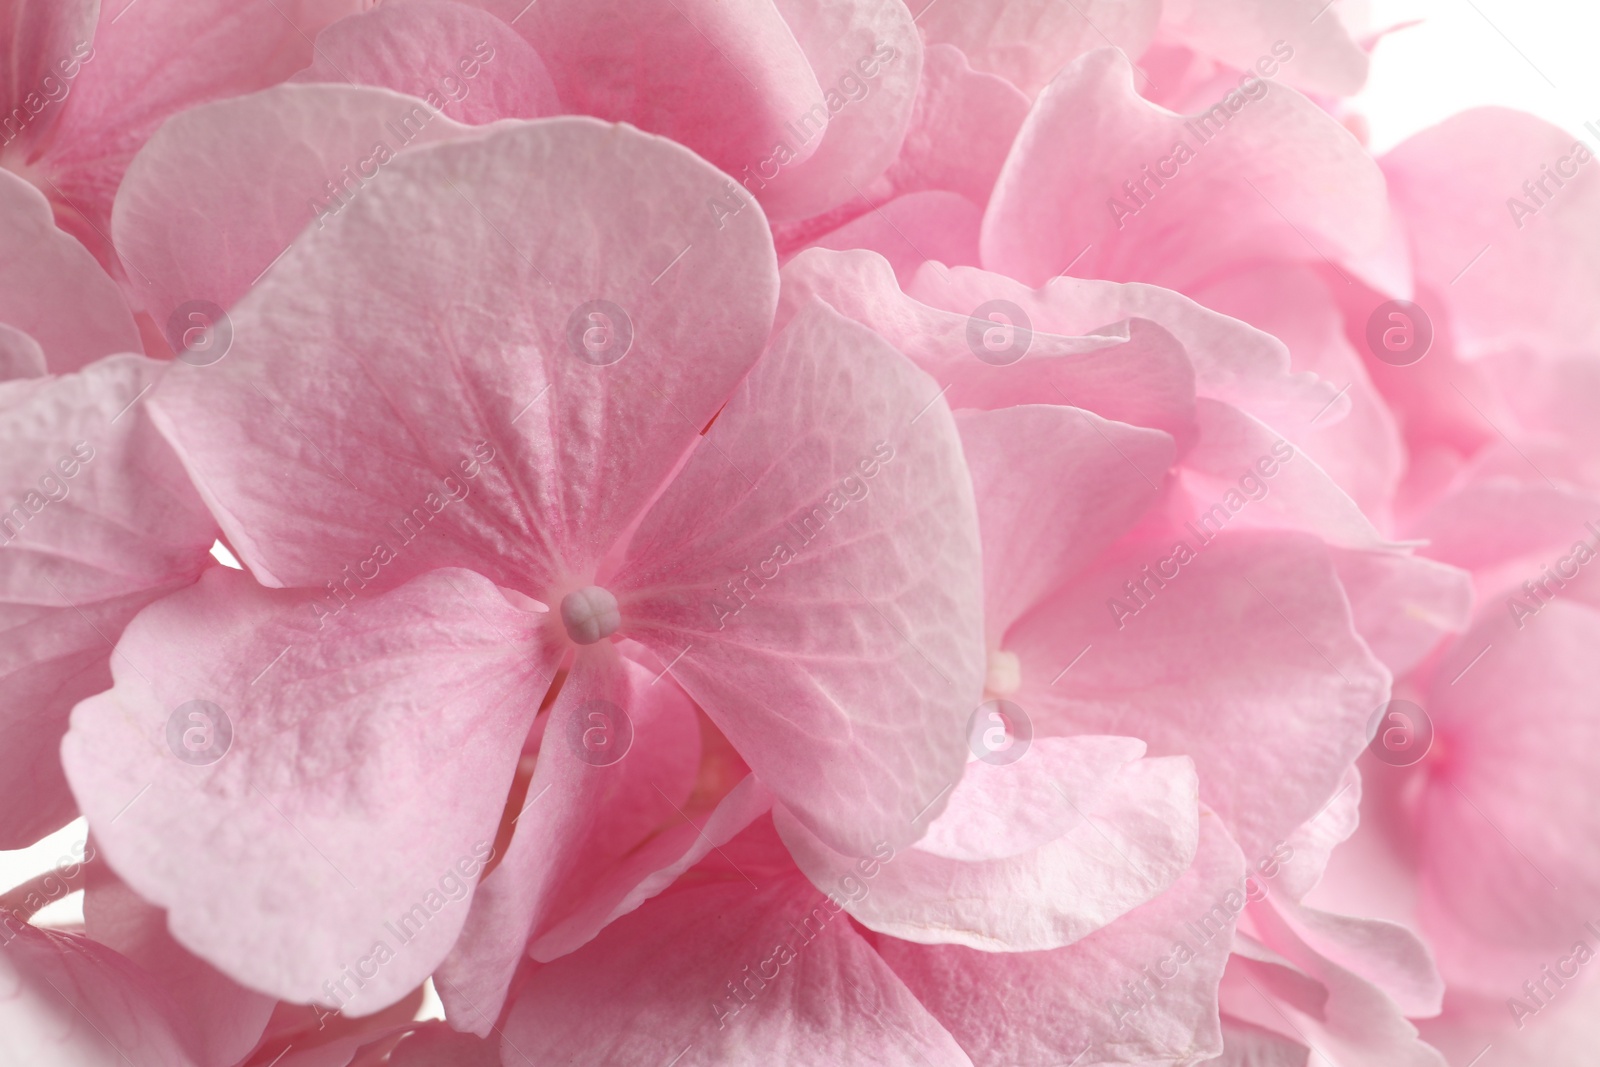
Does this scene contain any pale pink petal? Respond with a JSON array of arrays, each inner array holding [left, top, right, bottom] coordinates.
[[981, 49, 1390, 291], [916, 0, 1160, 96], [914, 737, 1149, 862], [804, 190, 982, 286], [0, 0, 97, 157], [754, 0, 923, 221], [388, 1022, 500, 1066], [1221, 900, 1448, 1067], [1328, 548, 1473, 677], [0, 170, 138, 373], [1276, 766, 1361, 901], [505, 0, 824, 175], [249, 996, 425, 1067], [528, 774, 774, 962], [1419, 600, 1600, 958], [1408, 476, 1600, 578], [777, 752, 1200, 951], [296, 0, 559, 123], [1007, 531, 1388, 861], [906, 259, 1345, 427], [1419, 976, 1600, 1067], [0, 323, 46, 380], [1190, 264, 1404, 518], [1155, 0, 1370, 98], [1267, 894, 1444, 1019], [83, 868, 276, 1067], [958, 405, 1175, 641], [616, 300, 986, 856], [878, 809, 1245, 1066], [501, 865, 972, 1065], [778, 250, 1199, 438], [1384, 108, 1600, 360], [61, 566, 553, 1014], [1213, 1018, 1313, 1065], [1176, 399, 1393, 550], [434, 644, 700, 1035], [0, 915, 198, 1066], [0, 355, 215, 848], [41, 0, 364, 229], [1481, 349, 1600, 489], [880, 43, 1030, 207], [146, 119, 778, 596], [38, 0, 360, 215], [113, 83, 481, 331]]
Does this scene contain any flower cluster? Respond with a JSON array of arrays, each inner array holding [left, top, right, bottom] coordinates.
[[1, 0, 1596, 1064]]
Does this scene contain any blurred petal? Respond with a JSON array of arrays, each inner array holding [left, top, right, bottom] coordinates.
[[0, 171, 138, 373]]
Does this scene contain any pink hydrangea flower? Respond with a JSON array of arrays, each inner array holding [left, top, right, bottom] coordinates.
[[1, 3, 1595, 1064], [62, 117, 988, 1020]]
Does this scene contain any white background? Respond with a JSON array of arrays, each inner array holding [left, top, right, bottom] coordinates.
[[1354, 0, 1600, 151]]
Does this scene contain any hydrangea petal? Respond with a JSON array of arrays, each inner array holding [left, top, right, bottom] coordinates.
[[0, 355, 214, 848], [1420, 599, 1600, 952], [754, 0, 923, 221], [803, 190, 982, 286], [916, 0, 1160, 96], [0, 323, 46, 381], [145, 118, 778, 597], [83, 868, 276, 1067], [41, 0, 364, 230], [506, 0, 824, 176], [880, 43, 1030, 207], [1177, 398, 1393, 551], [1383, 108, 1600, 361], [0, 0, 98, 157], [616, 300, 986, 856], [877, 809, 1245, 1066], [981, 49, 1389, 292], [1006, 531, 1389, 861], [0, 170, 138, 373], [295, 0, 560, 123], [958, 405, 1175, 641], [779, 249, 1199, 438], [1156, 0, 1370, 98], [501, 868, 973, 1065], [777, 752, 1200, 951], [0, 915, 198, 1067], [528, 774, 774, 962], [113, 82, 481, 333], [61, 566, 553, 1014], [435, 644, 700, 1035]]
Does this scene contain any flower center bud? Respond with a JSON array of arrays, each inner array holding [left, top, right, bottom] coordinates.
[[985, 649, 1021, 696], [559, 585, 621, 645]]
